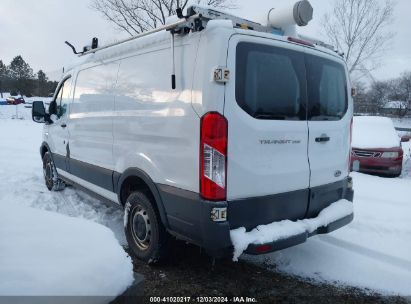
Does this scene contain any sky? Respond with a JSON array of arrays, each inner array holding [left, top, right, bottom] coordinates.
[[0, 0, 410, 82]]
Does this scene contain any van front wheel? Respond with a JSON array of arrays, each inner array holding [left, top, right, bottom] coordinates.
[[42, 152, 65, 191], [125, 191, 169, 264]]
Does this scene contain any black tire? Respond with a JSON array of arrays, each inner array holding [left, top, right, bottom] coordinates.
[[42, 152, 65, 191], [125, 191, 170, 264]]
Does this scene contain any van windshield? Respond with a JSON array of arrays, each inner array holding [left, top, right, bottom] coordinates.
[[235, 42, 348, 121]]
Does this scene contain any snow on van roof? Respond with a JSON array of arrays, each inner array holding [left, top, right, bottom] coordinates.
[[352, 116, 400, 149]]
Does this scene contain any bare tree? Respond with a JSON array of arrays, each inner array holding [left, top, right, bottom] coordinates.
[[398, 72, 411, 117], [91, 0, 236, 36], [322, 0, 395, 78]]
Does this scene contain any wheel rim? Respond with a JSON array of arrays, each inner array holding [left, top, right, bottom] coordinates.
[[130, 204, 151, 251], [43, 157, 54, 188]]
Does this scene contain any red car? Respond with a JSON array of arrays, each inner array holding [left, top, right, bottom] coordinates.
[[350, 116, 410, 177], [6, 96, 25, 105]]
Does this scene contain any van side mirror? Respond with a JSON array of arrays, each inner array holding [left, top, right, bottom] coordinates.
[[401, 135, 411, 143], [32, 101, 47, 123]]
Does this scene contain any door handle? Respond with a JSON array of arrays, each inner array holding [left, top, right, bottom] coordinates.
[[60, 123, 67, 128], [315, 136, 330, 143]]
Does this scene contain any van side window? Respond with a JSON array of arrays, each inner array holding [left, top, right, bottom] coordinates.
[[59, 78, 72, 118], [53, 77, 72, 119], [306, 55, 348, 120], [236, 42, 307, 121]]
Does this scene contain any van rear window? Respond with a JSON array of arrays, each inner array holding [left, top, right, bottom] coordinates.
[[236, 43, 306, 120], [306, 55, 348, 120], [235, 42, 348, 121]]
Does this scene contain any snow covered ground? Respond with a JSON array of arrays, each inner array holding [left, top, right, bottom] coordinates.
[[392, 117, 411, 129], [246, 163, 411, 296], [0, 104, 133, 296], [1, 104, 411, 297], [0, 202, 133, 296]]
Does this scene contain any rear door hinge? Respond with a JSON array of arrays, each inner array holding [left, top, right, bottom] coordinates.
[[213, 66, 230, 83]]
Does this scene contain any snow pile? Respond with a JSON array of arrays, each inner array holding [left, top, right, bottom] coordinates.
[[352, 116, 400, 149], [391, 117, 411, 129], [401, 140, 411, 178], [230, 199, 353, 261], [0, 105, 134, 296], [0, 105, 127, 246], [246, 172, 411, 296], [0, 203, 134, 296]]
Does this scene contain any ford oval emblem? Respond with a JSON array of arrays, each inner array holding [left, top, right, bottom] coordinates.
[[334, 170, 342, 177]]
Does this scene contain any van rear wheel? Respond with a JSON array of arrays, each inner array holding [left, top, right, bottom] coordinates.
[[125, 191, 169, 264], [42, 152, 65, 191]]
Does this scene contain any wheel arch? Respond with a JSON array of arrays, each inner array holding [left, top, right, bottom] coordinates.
[[116, 168, 169, 229]]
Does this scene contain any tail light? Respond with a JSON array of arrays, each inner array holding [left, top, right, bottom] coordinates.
[[200, 112, 228, 201]]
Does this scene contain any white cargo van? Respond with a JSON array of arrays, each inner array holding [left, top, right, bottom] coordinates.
[[32, 1, 354, 262]]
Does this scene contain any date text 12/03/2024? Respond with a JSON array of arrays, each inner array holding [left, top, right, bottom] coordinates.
[[149, 297, 258, 303]]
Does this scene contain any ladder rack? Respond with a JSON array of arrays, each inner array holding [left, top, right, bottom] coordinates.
[[78, 5, 338, 57], [80, 13, 201, 56]]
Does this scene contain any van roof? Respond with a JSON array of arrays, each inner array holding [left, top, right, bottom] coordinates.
[[64, 6, 343, 71]]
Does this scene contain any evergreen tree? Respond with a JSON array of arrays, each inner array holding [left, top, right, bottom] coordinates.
[[0, 60, 7, 78], [36, 70, 49, 96], [37, 70, 47, 83], [8, 56, 33, 79], [8, 56, 34, 95], [0, 60, 7, 98]]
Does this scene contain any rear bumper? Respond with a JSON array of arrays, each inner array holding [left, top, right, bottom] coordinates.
[[157, 178, 354, 259], [245, 212, 353, 255]]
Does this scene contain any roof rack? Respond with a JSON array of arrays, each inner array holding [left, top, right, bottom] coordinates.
[[80, 12, 201, 56], [80, 6, 276, 57], [79, 4, 337, 57], [73, 4, 341, 89]]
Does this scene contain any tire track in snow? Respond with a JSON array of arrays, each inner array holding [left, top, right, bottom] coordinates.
[[318, 235, 411, 272]]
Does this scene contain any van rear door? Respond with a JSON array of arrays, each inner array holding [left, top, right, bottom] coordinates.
[[304, 48, 352, 216], [224, 35, 310, 222]]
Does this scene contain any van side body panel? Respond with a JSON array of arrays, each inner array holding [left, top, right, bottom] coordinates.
[[65, 62, 119, 195], [111, 33, 208, 237], [113, 33, 201, 193]]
